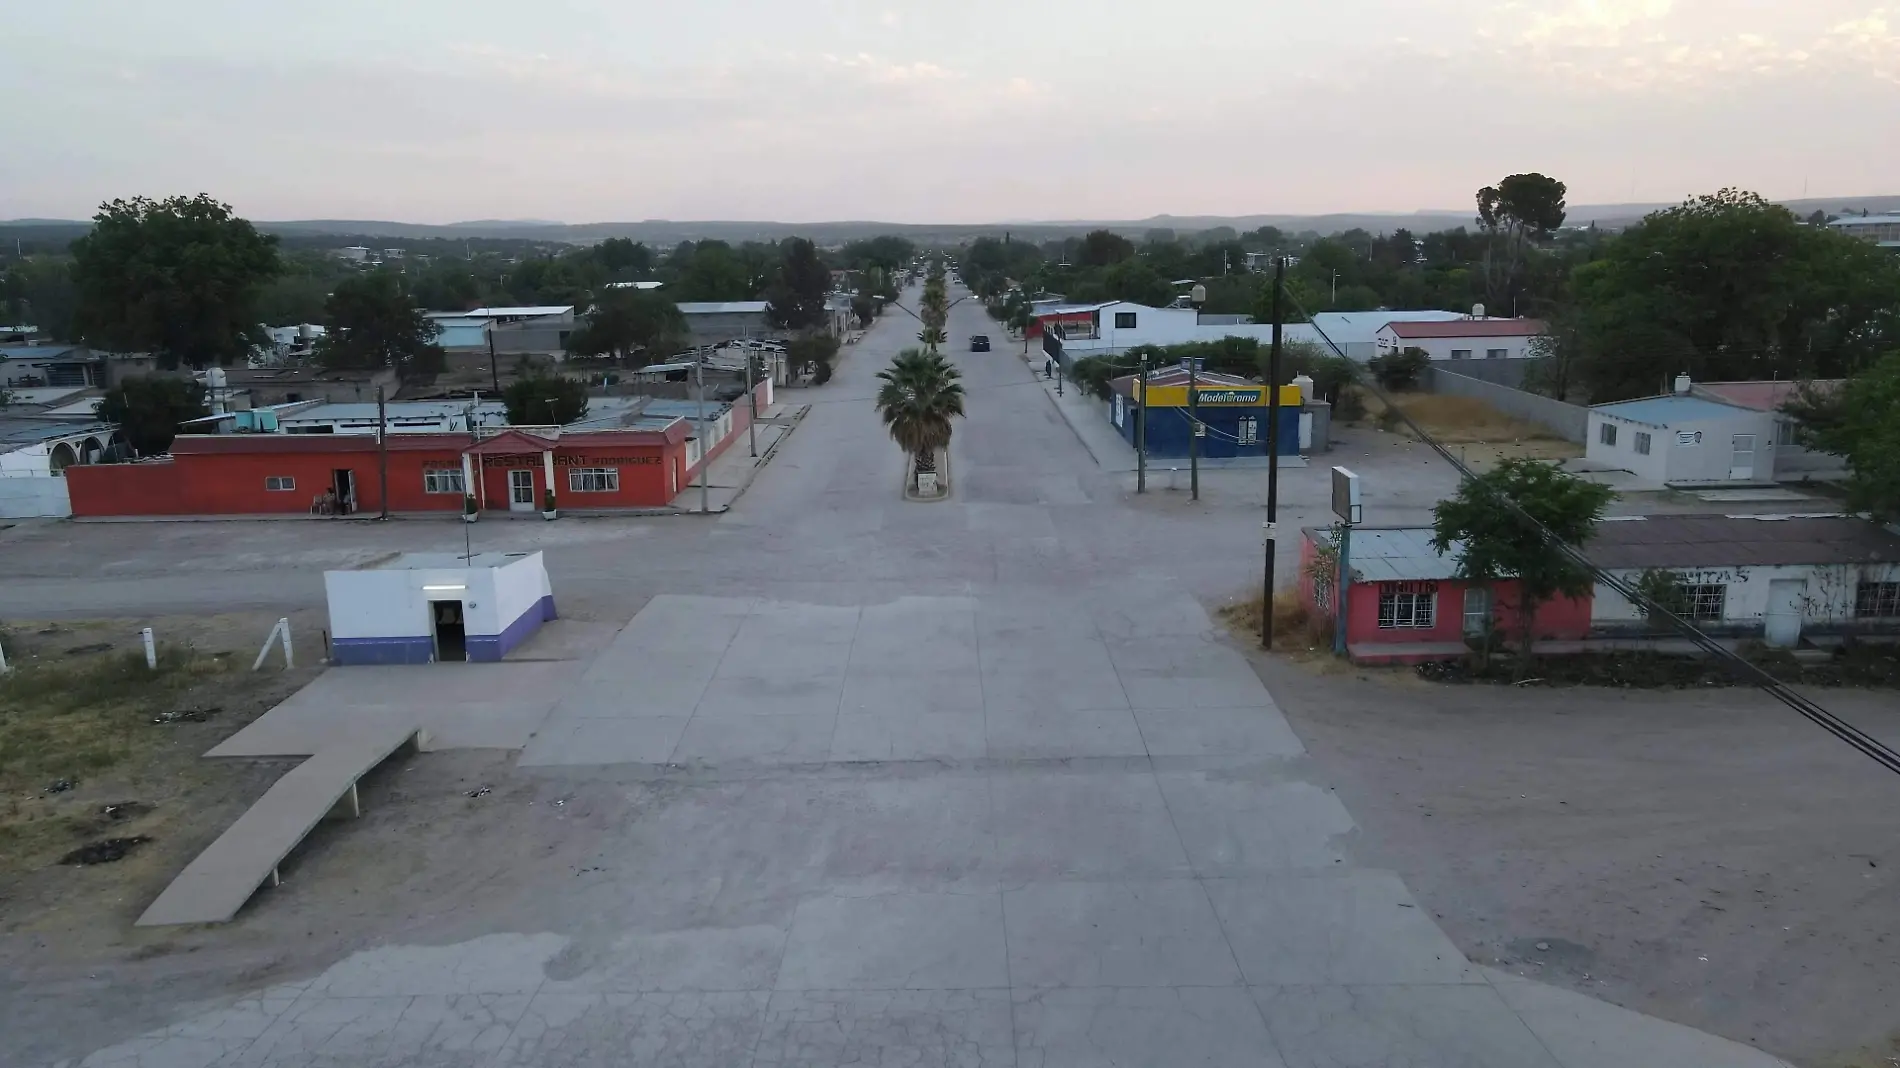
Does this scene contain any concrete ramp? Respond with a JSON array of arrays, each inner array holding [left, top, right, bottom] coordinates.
[[137, 724, 429, 927]]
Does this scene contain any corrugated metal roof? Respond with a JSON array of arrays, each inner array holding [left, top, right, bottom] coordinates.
[[1589, 514, 1900, 568], [676, 301, 771, 315], [1309, 311, 1469, 346], [1331, 527, 1467, 583], [0, 344, 87, 361], [1695, 380, 1842, 412], [1591, 394, 1750, 426]]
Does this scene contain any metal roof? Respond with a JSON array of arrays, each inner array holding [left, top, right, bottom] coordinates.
[[1828, 213, 1900, 226], [1694, 380, 1842, 413], [676, 301, 771, 315], [0, 419, 117, 449], [1589, 514, 1900, 569], [605, 281, 665, 290], [1591, 394, 1752, 426], [0, 344, 88, 361], [1308, 311, 1469, 346], [1332, 527, 1468, 583], [422, 306, 573, 319], [1383, 319, 1547, 339]]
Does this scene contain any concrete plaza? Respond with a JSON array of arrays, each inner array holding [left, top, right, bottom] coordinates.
[[9, 284, 1793, 1068]]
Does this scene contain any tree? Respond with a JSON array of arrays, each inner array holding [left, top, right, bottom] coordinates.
[[502, 374, 588, 426], [1077, 229, 1137, 268], [1368, 347, 1430, 390], [875, 348, 966, 486], [0, 256, 81, 340], [96, 375, 209, 456], [314, 270, 445, 380], [1476, 173, 1567, 312], [1567, 189, 1900, 400], [569, 287, 685, 365], [1431, 459, 1612, 678], [786, 333, 840, 383], [1103, 258, 1174, 308], [70, 195, 282, 368], [851, 293, 877, 327], [1789, 352, 1900, 521], [766, 238, 831, 330]]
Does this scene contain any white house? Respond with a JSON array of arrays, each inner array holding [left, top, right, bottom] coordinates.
[[1689, 378, 1846, 480], [325, 551, 555, 664], [1585, 388, 1780, 484], [0, 420, 122, 518], [1039, 301, 1329, 356], [1826, 213, 1900, 248], [1373, 319, 1547, 361], [1309, 310, 1473, 362], [1587, 514, 1900, 646]]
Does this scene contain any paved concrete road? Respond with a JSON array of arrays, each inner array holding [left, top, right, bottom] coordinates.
[[24, 284, 1790, 1067]]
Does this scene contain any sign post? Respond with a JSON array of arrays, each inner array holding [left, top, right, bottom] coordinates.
[[1330, 466, 1361, 657]]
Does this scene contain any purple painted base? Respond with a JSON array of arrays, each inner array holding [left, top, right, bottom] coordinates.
[[332, 635, 435, 665], [466, 595, 557, 662]]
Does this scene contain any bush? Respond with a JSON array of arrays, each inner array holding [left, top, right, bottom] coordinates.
[[1069, 357, 1124, 400], [1369, 347, 1430, 391]]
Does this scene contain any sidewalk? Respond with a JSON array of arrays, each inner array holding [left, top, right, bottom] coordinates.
[[662, 401, 808, 513]]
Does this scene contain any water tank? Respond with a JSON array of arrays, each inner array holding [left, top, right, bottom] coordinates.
[[1673, 373, 1691, 394], [1471, 303, 1486, 319], [1291, 373, 1316, 402]]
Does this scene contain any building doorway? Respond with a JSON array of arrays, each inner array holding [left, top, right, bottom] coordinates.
[[1764, 579, 1805, 648], [1728, 434, 1757, 480], [508, 469, 535, 512], [332, 469, 356, 514], [430, 600, 467, 662]]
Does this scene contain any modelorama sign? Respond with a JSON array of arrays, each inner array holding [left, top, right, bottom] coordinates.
[[1190, 388, 1264, 405], [476, 454, 661, 468]]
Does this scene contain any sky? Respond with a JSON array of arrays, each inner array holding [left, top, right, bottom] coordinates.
[[2, 0, 1896, 224]]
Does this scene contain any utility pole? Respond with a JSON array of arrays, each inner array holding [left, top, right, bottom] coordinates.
[[1136, 353, 1148, 493], [487, 327, 499, 393], [1188, 356, 1200, 501], [376, 385, 390, 520], [1263, 258, 1285, 649], [745, 348, 758, 458], [694, 349, 710, 514]]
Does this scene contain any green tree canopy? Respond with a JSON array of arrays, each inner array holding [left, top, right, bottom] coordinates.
[[1078, 230, 1137, 268], [1431, 459, 1613, 677], [1568, 189, 1900, 399], [1789, 351, 1900, 521], [766, 238, 832, 331], [314, 270, 445, 380], [570, 287, 686, 365], [71, 195, 281, 368], [97, 375, 210, 456], [502, 374, 589, 426]]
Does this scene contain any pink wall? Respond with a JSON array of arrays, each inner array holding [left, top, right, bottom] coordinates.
[[1343, 577, 1592, 647]]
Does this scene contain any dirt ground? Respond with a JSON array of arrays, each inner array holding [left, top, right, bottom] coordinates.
[[1349, 389, 1584, 467], [1248, 651, 1900, 1068], [0, 611, 327, 956]]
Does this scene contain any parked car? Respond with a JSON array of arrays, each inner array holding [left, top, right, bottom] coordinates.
[[970, 335, 991, 352]]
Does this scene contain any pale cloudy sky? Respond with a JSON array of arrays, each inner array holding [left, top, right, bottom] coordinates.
[[2, 0, 1895, 223]]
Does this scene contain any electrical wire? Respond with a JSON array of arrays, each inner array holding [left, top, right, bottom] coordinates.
[[1286, 287, 1900, 777]]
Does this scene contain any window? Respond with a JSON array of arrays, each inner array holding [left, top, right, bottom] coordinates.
[[1462, 587, 1491, 635], [1450, 349, 1472, 360], [1856, 581, 1900, 619], [1599, 422, 1618, 446], [1486, 348, 1508, 359], [1634, 431, 1651, 455], [567, 467, 619, 493], [1377, 583, 1438, 629], [1776, 419, 1796, 448], [1114, 312, 1138, 329], [264, 476, 296, 492], [1677, 584, 1726, 622], [423, 468, 465, 495]]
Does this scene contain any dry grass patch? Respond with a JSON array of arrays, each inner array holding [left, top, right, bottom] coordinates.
[[1214, 592, 1340, 663]]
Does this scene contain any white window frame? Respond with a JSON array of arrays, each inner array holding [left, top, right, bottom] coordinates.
[[1377, 584, 1438, 629], [1599, 422, 1618, 446], [422, 468, 465, 495], [264, 475, 296, 492], [1678, 583, 1726, 622], [1855, 581, 1900, 619], [1633, 431, 1651, 455], [567, 467, 619, 493]]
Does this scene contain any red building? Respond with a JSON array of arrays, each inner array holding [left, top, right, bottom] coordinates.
[[67, 385, 767, 518], [1298, 526, 1593, 664]]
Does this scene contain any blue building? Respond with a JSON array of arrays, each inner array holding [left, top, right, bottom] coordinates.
[[1104, 363, 1302, 459]]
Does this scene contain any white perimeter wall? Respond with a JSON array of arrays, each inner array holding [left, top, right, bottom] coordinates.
[[0, 476, 71, 518], [1373, 331, 1542, 360], [1593, 562, 1900, 626]]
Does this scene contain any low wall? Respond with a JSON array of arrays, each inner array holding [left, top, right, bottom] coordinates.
[[1425, 367, 1588, 443], [1428, 358, 1543, 388], [0, 476, 72, 518]]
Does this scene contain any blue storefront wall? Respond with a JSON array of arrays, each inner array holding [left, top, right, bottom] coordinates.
[[1106, 393, 1301, 458]]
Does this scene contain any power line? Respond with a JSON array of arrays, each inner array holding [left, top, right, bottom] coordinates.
[[1289, 289, 1900, 778]]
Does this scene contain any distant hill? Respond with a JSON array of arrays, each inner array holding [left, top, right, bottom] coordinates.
[[7, 195, 1898, 249]]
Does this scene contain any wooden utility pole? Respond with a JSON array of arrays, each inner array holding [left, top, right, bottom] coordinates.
[[1263, 258, 1285, 649], [376, 385, 390, 520]]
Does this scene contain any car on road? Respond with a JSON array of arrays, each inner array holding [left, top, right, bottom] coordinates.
[[969, 335, 991, 352]]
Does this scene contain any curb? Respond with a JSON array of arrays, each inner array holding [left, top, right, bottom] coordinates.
[[901, 445, 953, 503], [1034, 373, 1110, 468]]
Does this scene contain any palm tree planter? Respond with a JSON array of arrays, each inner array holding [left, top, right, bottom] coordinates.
[[542, 488, 558, 520], [876, 348, 964, 499], [462, 494, 479, 523]]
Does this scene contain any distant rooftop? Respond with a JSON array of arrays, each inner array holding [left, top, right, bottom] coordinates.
[[1384, 319, 1547, 339], [1694, 379, 1843, 413], [422, 306, 573, 319], [676, 301, 771, 315]]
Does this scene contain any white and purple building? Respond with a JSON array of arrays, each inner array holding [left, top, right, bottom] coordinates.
[[323, 551, 556, 665]]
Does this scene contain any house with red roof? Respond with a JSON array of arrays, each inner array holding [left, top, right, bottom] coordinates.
[[1373, 318, 1547, 362]]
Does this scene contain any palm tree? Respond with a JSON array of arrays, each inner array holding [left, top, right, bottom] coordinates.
[[875, 348, 966, 486], [916, 327, 947, 353]]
